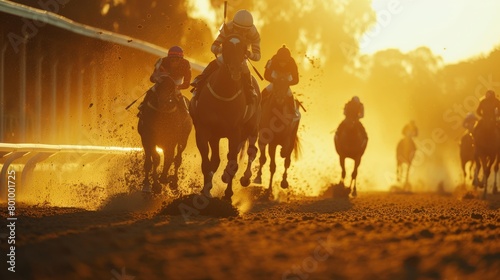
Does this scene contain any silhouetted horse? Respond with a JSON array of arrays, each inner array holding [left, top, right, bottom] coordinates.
[[473, 119, 499, 198], [253, 72, 301, 198], [334, 117, 368, 197], [396, 134, 416, 189], [190, 33, 260, 201], [459, 131, 476, 185], [137, 76, 192, 194]]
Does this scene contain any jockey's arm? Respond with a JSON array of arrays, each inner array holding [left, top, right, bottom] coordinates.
[[359, 104, 365, 118], [150, 58, 164, 83], [264, 60, 273, 83], [289, 60, 299, 86], [247, 27, 261, 61], [178, 60, 192, 90]]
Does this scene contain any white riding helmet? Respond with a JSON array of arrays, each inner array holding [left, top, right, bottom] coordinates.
[[233, 9, 253, 29]]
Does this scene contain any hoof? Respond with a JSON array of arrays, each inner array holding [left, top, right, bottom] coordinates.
[[152, 182, 162, 194], [240, 176, 251, 187], [352, 188, 357, 197], [253, 177, 262, 185], [280, 180, 289, 189], [142, 183, 152, 193], [264, 188, 273, 200], [223, 190, 233, 202], [222, 172, 230, 184], [159, 174, 168, 184], [201, 187, 212, 198]]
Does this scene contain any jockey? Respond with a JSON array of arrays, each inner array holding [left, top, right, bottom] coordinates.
[[474, 89, 500, 135], [462, 112, 478, 132], [476, 90, 500, 121], [344, 96, 364, 120], [262, 45, 299, 112], [139, 46, 191, 113], [191, 9, 261, 107], [402, 120, 418, 138], [338, 96, 367, 139]]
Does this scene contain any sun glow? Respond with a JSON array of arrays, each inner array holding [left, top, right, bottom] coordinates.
[[362, 0, 500, 64]]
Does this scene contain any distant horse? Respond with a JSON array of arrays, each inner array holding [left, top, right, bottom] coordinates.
[[459, 131, 476, 185], [137, 76, 192, 194], [473, 119, 499, 198], [396, 134, 416, 189], [253, 72, 301, 198], [190, 33, 260, 201], [334, 118, 368, 197]]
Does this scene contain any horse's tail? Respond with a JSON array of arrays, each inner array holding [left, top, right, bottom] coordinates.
[[239, 139, 249, 162], [292, 133, 302, 161]]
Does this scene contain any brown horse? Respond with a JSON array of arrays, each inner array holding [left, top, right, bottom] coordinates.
[[190, 33, 260, 201], [334, 118, 368, 197], [473, 119, 499, 198], [137, 76, 193, 194], [252, 72, 301, 198], [396, 134, 416, 190], [459, 131, 476, 185]]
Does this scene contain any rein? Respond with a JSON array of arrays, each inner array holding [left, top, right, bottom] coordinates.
[[207, 82, 242, 102]]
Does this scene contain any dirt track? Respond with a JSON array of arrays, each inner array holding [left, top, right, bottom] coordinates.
[[1, 190, 499, 280]]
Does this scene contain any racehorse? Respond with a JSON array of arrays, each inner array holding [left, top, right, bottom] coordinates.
[[473, 119, 499, 198], [396, 134, 416, 190], [137, 76, 192, 194], [459, 131, 476, 185], [190, 33, 260, 201], [253, 72, 301, 198], [334, 118, 368, 197]]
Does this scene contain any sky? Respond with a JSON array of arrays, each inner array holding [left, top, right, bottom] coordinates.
[[360, 0, 500, 64]]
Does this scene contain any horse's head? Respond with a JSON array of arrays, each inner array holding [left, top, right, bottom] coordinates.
[[221, 32, 247, 81], [271, 71, 292, 105], [153, 75, 178, 112]]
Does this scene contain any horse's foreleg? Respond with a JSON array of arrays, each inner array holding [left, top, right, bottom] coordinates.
[[254, 142, 267, 185], [339, 156, 346, 186], [160, 146, 174, 184], [351, 158, 361, 197], [404, 162, 411, 191], [142, 148, 153, 192], [267, 144, 277, 199], [196, 132, 213, 197], [222, 138, 240, 201], [241, 135, 258, 187], [281, 154, 291, 189], [473, 158, 481, 190]]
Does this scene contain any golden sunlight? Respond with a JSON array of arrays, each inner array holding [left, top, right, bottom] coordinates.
[[363, 0, 500, 64]]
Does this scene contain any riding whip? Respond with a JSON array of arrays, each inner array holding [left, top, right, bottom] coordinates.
[[125, 91, 147, 110]]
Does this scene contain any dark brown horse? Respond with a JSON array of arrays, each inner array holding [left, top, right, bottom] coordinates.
[[137, 76, 192, 194], [459, 131, 476, 185], [473, 119, 499, 198], [334, 118, 368, 197], [252, 72, 301, 198], [190, 33, 260, 201], [396, 134, 416, 189]]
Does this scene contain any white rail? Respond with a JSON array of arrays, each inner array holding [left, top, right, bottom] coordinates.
[[0, 0, 206, 72], [0, 143, 143, 200]]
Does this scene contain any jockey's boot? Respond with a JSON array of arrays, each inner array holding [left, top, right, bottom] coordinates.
[[137, 89, 154, 117], [243, 72, 257, 106], [190, 59, 219, 98], [176, 93, 189, 113], [287, 95, 297, 115]]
